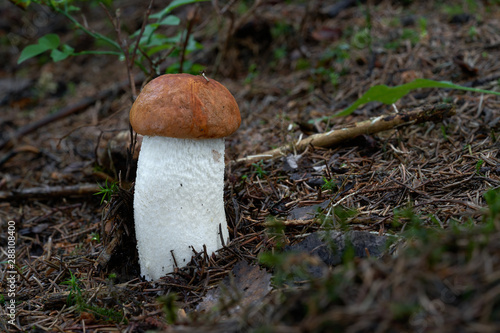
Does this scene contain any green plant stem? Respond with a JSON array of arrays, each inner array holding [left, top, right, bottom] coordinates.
[[55, 4, 149, 87], [320, 78, 500, 120], [55, 7, 122, 52]]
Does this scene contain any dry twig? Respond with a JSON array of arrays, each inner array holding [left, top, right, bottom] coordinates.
[[238, 104, 456, 163], [0, 183, 100, 200]]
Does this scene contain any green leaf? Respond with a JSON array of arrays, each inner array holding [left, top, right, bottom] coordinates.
[[66, 5, 80, 12], [187, 62, 205, 74], [132, 25, 161, 47], [158, 15, 181, 26], [149, 0, 209, 20], [61, 44, 75, 53], [50, 44, 74, 62], [185, 35, 203, 52], [140, 33, 170, 51], [18, 34, 60, 64], [35, 33, 60, 49], [146, 43, 174, 56], [130, 24, 157, 39], [51, 49, 68, 62], [324, 78, 500, 119]]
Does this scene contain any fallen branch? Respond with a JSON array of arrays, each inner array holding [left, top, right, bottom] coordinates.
[[0, 183, 101, 200], [0, 71, 148, 151], [0, 145, 40, 167], [237, 103, 456, 163], [0, 84, 124, 151]]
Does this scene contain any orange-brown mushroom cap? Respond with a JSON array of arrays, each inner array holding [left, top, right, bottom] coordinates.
[[130, 74, 241, 139]]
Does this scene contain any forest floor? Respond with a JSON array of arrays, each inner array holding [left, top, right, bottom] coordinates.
[[1, 0, 500, 332]]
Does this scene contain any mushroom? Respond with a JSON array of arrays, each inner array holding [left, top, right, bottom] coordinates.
[[129, 73, 241, 281]]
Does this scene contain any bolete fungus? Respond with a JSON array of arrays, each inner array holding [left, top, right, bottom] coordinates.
[[130, 73, 241, 281]]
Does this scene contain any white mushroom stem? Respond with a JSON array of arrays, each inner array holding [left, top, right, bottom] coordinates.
[[134, 136, 229, 281]]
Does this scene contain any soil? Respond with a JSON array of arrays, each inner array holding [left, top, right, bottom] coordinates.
[[1, 0, 500, 332]]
